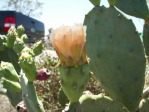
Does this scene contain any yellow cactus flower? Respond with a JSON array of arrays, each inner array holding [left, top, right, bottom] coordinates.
[[50, 24, 88, 67]]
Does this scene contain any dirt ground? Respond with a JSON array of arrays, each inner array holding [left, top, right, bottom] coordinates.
[[0, 95, 16, 112]]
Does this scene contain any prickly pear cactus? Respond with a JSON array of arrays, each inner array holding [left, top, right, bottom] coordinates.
[[64, 94, 128, 112], [50, 24, 91, 103], [59, 64, 90, 102], [84, 6, 146, 111], [79, 94, 128, 112], [0, 25, 44, 111], [17, 25, 25, 38], [114, 0, 149, 21], [20, 73, 45, 112], [0, 62, 19, 82], [0, 47, 20, 73], [19, 51, 37, 82], [6, 27, 17, 48], [0, 29, 22, 107], [143, 23, 149, 56], [1, 77, 21, 92], [32, 40, 43, 56]]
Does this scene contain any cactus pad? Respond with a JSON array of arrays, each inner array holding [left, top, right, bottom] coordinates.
[[59, 64, 90, 102], [64, 94, 128, 112], [115, 0, 149, 20], [84, 6, 146, 111], [79, 94, 128, 112]]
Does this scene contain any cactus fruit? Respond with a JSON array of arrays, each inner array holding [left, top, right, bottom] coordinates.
[[1, 77, 21, 92], [36, 69, 50, 81], [59, 64, 90, 102], [84, 6, 146, 111], [115, 0, 149, 21], [0, 62, 19, 82], [143, 23, 149, 56], [89, 0, 100, 6]]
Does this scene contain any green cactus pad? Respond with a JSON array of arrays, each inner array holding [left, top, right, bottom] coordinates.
[[14, 38, 25, 53], [59, 64, 91, 102], [20, 73, 45, 112], [0, 47, 20, 73], [0, 62, 19, 82], [6, 27, 17, 48], [79, 94, 128, 112], [19, 52, 37, 82], [84, 6, 145, 111], [1, 77, 21, 92], [143, 24, 149, 56], [21, 34, 28, 43], [0, 42, 21, 107], [32, 40, 43, 56], [64, 94, 128, 112], [17, 25, 25, 38], [115, 0, 149, 20]]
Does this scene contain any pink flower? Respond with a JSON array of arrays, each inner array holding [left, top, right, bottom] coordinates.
[[50, 24, 88, 67]]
